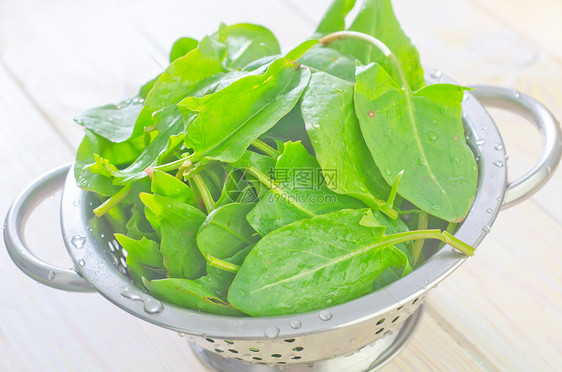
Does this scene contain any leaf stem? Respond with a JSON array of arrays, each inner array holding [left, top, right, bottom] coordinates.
[[191, 174, 215, 213], [245, 166, 316, 217], [320, 31, 410, 91], [376, 229, 475, 256], [412, 211, 428, 265], [206, 253, 241, 273], [93, 184, 132, 217], [251, 139, 280, 159]]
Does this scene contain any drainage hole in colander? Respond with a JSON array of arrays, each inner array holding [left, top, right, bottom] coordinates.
[[235, 357, 242, 361], [292, 356, 302, 360], [384, 330, 391, 336], [228, 349, 239, 354], [224, 340, 234, 344], [375, 328, 385, 335], [376, 318, 385, 325], [412, 297, 419, 305], [278, 362, 287, 365], [252, 357, 262, 361], [392, 316, 400, 323], [205, 338, 215, 343], [249, 348, 260, 352], [214, 348, 224, 353], [293, 347, 304, 352], [271, 354, 282, 358], [397, 306, 403, 310], [284, 339, 296, 343]]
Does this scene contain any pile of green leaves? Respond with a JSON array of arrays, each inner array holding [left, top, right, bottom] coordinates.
[[74, 0, 477, 317]]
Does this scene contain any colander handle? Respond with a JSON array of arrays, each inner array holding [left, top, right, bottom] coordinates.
[[4, 164, 95, 292], [470, 86, 562, 209]]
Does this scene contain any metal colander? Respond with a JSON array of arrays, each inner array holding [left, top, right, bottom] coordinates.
[[5, 69, 561, 372]]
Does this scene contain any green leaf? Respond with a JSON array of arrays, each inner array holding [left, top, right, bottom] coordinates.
[[354, 63, 477, 222], [134, 36, 227, 136], [151, 169, 197, 207], [197, 203, 258, 259], [228, 209, 410, 316], [213, 23, 281, 70], [126, 206, 159, 241], [284, 40, 320, 61], [313, 0, 357, 38], [329, 0, 425, 90], [115, 234, 163, 268], [115, 234, 165, 285], [298, 47, 356, 82], [301, 72, 390, 208], [246, 141, 365, 236], [74, 129, 142, 196], [140, 193, 207, 279], [179, 58, 311, 163], [143, 277, 246, 316], [170, 37, 199, 63], [101, 106, 185, 184], [74, 97, 143, 143]]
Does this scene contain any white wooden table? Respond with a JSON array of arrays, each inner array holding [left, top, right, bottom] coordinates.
[[1, 1, 561, 370]]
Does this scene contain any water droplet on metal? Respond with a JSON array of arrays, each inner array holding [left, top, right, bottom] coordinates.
[[431, 70, 442, 79], [513, 91, 521, 98], [505, 154, 510, 161], [424, 279, 429, 284], [475, 139, 486, 146], [178, 332, 185, 337], [215, 345, 224, 351], [243, 354, 252, 361], [427, 131, 439, 141], [493, 161, 504, 168], [319, 310, 333, 321], [486, 208, 493, 213], [482, 126, 488, 131], [482, 225, 491, 233], [47, 271, 55, 281], [463, 94, 469, 102], [72, 200, 80, 206], [71, 235, 87, 249], [494, 144, 503, 151], [120, 287, 164, 314], [78, 259, 85, 266], [290, 320, 302, 329], [264, 326, 280, 338]]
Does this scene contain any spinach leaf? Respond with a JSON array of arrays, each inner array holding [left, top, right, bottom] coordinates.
[[197, 203, 258, 259], [143, 277, 246, 316], [89, 106, 185, 185], [301, 72, 391, 209], [74, 129, 142, 195], [213, 23, 281, 70], [134, 36, 227, 136], [169, 37, 198, 63], [179, 58, 311, 163], [151, 169, 197, 207], [326, 0, 425, 90], [74, 97, 143, 143], [126, 206, 159, 241], [140, 193, 206, 279], [298, 47, 356, 82], [355, 63, 477, 222], [313, 0, 356, 38], [246, 141, 365, 236], [114, 234, 165, 285], [228, 209, 410, 316]]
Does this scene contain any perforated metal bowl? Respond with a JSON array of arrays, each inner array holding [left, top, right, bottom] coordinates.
[[5, 68, 561, 371]]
